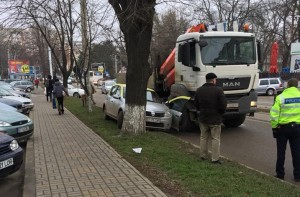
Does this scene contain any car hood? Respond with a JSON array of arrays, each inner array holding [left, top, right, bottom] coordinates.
[[3, 96, 32, 103], [0, 133, 14, 143], [0, 97, 23, 106], [0, 103, 17, 112], [11, 90, 28, 97], [146, 102, 169, 112], [0, 109, 29, 123]]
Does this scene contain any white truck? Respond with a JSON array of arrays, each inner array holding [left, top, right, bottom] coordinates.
[[154, 23, 261, 129], [89, 71, 104, 85]]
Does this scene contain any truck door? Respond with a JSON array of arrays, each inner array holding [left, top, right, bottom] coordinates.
[[177, 41, 200, 89]]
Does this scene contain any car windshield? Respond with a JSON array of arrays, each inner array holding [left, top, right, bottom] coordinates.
[[200, 36, 256, 66], [146, 90, 161, 103], [106, 81, 116, 86], [0, 88, 14, 96], [0, 83, 13, 90], [122, 88, 161, 103]]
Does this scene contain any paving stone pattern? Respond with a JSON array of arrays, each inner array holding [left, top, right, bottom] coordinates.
[[27, 92, 166, 197]]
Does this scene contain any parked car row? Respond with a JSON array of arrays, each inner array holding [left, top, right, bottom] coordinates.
[[0, 80, 34, 177]]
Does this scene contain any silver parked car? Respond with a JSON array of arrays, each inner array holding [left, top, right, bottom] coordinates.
[[10, 80, 34, 93], [255, 77, 284, 96], [101, 80, 116, 94], [103, 84, 172, 130]]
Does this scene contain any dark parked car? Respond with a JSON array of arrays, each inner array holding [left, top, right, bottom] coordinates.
[[10, 80, 34, 93], [0, 133, 23, 178], [165, 96, 198, 132]]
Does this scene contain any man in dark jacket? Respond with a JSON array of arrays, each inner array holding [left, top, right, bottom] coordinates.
[[53, 79, 68, 115], [194, 72, 227, 164], [45, 75, 53, 102]]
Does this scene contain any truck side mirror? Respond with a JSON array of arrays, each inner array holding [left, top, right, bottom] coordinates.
[[257, 41, 262, 64]]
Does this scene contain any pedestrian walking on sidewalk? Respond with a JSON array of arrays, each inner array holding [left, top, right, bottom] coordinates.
[[270, 78, 300, 182], [34, 78, 39, 88], [194, 72, 227, 164], [53, 78, 69, 115], [44, 75, 53, 102]]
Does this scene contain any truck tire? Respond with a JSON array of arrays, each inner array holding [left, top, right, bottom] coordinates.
[[179, 109, 196, 132], [222, 114, 246, 128], [117, 111, 124, 129]]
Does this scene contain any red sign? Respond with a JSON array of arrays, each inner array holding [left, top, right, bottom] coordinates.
[[8, 60, 30, 74]]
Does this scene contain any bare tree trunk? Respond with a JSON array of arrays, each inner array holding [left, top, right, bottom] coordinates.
[[122, 105, 146, 133], [109, 0, 155, 134]]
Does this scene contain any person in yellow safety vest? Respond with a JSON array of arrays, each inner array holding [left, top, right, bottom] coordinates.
[[270, 78, 300, 182]]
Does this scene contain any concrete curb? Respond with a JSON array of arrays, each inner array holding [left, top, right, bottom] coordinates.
[[23, 137, 36, 197]]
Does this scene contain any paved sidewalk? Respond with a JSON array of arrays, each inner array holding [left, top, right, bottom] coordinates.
[[23, 88, 166, 197]]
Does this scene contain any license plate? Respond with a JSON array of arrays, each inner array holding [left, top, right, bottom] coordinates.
[[0, 158, 13, 170], [227, 103, 239, 108], [147, 117, 160, 123], [18, 126, 29, 133]]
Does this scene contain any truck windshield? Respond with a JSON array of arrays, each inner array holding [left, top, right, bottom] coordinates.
[[200, 37, 256, 66]]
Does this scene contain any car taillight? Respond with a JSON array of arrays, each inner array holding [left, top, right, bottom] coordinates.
[[280, 84, 283, 87]]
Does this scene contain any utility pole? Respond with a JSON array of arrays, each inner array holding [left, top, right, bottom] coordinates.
[[48, 47, 53, 76], [80, 0, 91, 111]]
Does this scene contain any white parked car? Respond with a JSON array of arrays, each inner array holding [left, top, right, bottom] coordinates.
[[0, 88, 34, 113], [67, 85, 85, 97], [101, 80, 116, 94], [103, 84, 172, 130]]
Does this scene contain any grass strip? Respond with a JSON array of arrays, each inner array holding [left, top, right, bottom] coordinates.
[[65, 97, 300, 197]]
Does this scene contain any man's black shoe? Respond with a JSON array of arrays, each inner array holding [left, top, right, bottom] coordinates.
[[200, 157, 207, 161], [211, 160, 223, 164], [274, 175, 284, 180], [294, 178, 300, 182]]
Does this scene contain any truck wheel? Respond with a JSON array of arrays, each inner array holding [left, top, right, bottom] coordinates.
[[179, 109, 196, 132], [103, 106, 110, 120], [222, 114, 246, 128], [117, 111, 124, 129], [266, 88, 274, 96]]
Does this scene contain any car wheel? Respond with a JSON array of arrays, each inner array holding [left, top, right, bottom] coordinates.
[[73, 92, 79, 98], [26, 87, 31, 92], [266, 88, 275, 96], [103, 106, 110, 120], [117, 110, 124, 129]]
